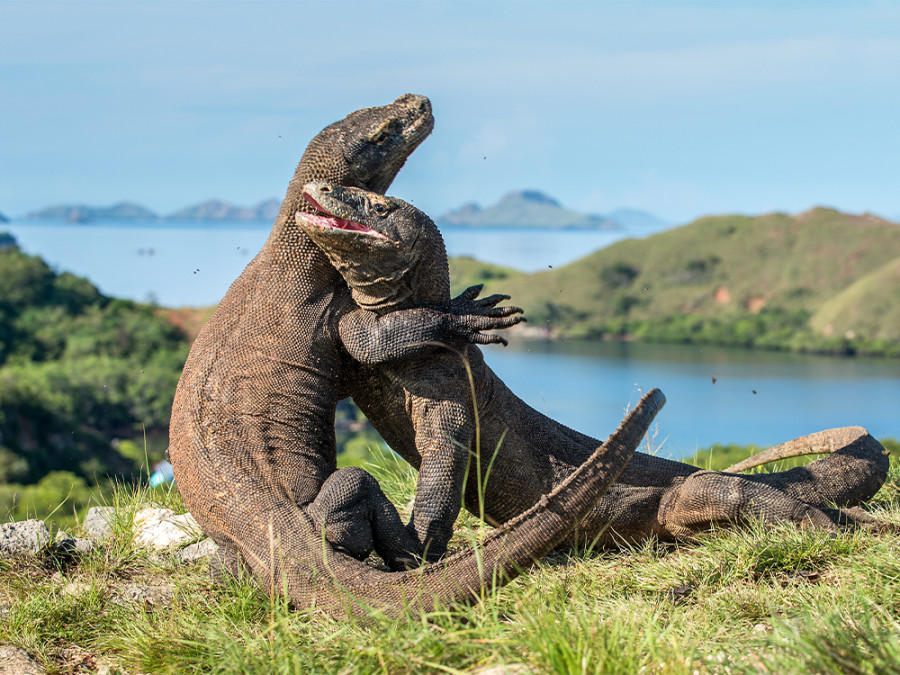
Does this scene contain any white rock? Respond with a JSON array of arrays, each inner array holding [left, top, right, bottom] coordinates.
[[133, 508, 204, 549], [82, 507, 116, 540], [0, 644, 43, 674], [0, 520, 50, 556], [177, 537, 218, 562]]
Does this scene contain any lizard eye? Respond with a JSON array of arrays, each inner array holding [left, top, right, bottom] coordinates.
[[372, 203, 388, 216], [369, 129, 388, 145]]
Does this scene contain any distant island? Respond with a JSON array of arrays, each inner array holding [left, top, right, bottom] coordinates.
[[24, 198, 281, 224], [167, 198, 280, 221], [0, 232, 16, 249], [19, 190, 669, 231], [438, 190, 667, 231], [0, 210, 8, 223]]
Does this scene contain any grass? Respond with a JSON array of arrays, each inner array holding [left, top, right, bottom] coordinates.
[[2, 455, 899, 674]]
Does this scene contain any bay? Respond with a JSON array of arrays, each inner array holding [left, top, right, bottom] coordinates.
[[2, 219, 626, 308], [483, 339, 900, 458], [3, 218, 897, 454]]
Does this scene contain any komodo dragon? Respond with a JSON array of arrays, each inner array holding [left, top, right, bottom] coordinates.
[[245, 95, 890, 552], [324, 214, 891, 544], [351, 314, 890, 546], [293, 182, 892, 552], [168, 93, 665, 615]]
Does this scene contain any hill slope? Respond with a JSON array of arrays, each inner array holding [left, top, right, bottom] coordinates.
[[481, 207, 900, 355], [810, 255, 900, 342]]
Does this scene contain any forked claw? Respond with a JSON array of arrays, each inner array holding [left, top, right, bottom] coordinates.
[[474, 293, 513, 308]]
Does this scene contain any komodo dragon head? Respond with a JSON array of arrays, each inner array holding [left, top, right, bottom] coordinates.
[[281, 94, 435, 226], [296, 182, 448, 312]]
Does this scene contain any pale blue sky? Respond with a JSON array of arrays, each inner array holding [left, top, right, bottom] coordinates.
[[2, 1, 898, 223]]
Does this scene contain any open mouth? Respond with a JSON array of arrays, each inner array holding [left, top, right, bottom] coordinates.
[[300, 192, 384, 237]]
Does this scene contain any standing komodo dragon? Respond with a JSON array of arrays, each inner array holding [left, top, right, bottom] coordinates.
[[168, 93, 665, 616]]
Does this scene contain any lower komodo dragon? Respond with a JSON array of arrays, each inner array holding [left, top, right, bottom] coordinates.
[[297, 180, 892, 551], [297, 181, 503, 561], [168, 93, 665, 616], [289, 137, 890, 547]]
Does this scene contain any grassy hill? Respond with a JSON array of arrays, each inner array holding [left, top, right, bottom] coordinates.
[[476, 207, 900, 356]]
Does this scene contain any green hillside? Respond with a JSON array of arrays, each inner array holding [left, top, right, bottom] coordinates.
[[477, 207, 900, 356], [448, 256, 524, 297], [810, 255, 900, 342]]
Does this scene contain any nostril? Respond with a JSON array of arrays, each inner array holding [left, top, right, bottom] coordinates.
[[320, 185, 332, 193]]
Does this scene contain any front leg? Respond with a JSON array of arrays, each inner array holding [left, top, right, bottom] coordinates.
[[339, 302, 523, 365], [406, 393, 473, 561]]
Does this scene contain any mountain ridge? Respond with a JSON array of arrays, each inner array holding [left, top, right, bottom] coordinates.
[[438, 189, 667, 231], [20, 190, 669, 231], [23, 199, 281, 224]]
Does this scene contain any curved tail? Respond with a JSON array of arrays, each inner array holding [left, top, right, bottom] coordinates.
[[724, 426, 891, 508], [240, 388, 665, 617]]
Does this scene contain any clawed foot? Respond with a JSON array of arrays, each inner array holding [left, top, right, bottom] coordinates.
[[450, 284, 526, 346]]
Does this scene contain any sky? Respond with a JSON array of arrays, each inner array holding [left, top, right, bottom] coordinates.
[[2, 1, 899, 225]]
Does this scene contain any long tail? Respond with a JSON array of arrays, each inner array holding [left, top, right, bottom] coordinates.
[[724, 426, 891, 507], [245, 388, 665, 617]]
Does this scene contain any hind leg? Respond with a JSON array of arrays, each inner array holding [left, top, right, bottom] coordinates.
[[658, 470, 842, 539], [307, 466, 423, 571]]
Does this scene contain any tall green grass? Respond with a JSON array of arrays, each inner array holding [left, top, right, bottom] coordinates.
[[1, 457, 898, 674]]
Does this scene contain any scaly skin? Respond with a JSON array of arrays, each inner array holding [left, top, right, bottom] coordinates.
[[326, 196, 891, 545], [297, 182, 525, 559], [168, 94, 662, 616], [356, 330, 890, 545]]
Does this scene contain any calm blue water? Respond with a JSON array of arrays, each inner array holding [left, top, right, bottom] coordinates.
[[3, 219, 897, 454], [2, 220, 626, 307], [484, 340, 899, 457]]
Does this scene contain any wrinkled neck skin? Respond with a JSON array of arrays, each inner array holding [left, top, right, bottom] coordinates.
[[347, 236, 450, 315], [265, 135, 354, 272], [307, 219, 452, 316]]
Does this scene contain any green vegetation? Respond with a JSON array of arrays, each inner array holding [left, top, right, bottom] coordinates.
[[2, 453, 899, 674], [478, 208, 900, 356], [448, 255, 524, 297], [0, 241, 189, 523]]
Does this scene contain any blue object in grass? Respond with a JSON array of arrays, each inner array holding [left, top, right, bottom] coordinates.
[[149, 460, 175, 487]]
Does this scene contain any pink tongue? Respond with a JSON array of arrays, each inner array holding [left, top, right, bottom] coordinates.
[[302, 212, 373, 233]]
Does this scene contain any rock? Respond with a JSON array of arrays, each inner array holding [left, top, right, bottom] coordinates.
[[0, 520, 50, 557], [82, 507, 116, 541], [53, 532, 95, 555], [111, 584, 175, 608], [60, 582, 93, 599], [133, 508, 203, 549], [472, 665, 533, 675], [0, 644, 43, 675], [177, 537, 218, 562]]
